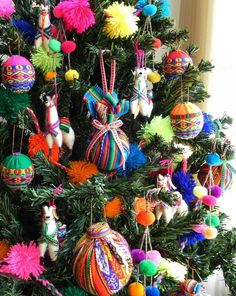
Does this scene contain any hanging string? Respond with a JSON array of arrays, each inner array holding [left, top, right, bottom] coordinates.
[[12, 125, 16, 154], [19, 127, 24, 153], [180, 76, 184, 101], [90, 198, 94, 225]]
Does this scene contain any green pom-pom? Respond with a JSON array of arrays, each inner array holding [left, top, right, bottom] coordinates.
[[205, 214, 220, 227], [31, 47, 63, 74], [0, 88, 31, 123], [49, 39, 62, 53], [61, 284, 89, 296], [138, 115, 174, 144], [139, 260, 158, 276]]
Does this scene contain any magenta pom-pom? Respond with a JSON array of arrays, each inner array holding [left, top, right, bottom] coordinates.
[[0, 0, 15, 19], [61, 41, 77, 54], [146, 250, 162, 265], [202, 195, 217, 206], [208, 185, 222, 198], [53, 0, 95, 34], [193, 223, 207, 233], [131, 249, 146, 264]]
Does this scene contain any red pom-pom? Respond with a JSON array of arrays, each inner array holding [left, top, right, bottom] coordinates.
[[202, 195, 217, 206], [53, 4, 64, 18], [136, 210, 156, 226], [152, 38, 162, 48], [61, 41, 77, 54]]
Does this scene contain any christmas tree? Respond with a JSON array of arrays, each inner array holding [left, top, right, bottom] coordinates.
[[0, 0, 236, 295]]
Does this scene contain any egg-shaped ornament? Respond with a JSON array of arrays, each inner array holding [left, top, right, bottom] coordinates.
[[171, 102, 204, 139], [73, 222, 133, 296], [181, 279, 201, 296], [1, 152, 34, 190], [1, 55, 35, 93], [163, 50, 192, 79]]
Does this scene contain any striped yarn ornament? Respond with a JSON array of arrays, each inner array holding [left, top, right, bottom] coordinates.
[[171, 102, 203, 139], [73, 222, 133, 296]]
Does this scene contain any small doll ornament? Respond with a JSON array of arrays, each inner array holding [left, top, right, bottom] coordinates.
[[35, 3, 51, 49]]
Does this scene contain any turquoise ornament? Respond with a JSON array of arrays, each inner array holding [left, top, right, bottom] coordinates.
[[205, 153, 223, 166], [142, 4, 157, 16]]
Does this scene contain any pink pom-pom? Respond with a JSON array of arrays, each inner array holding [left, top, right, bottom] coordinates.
[[202, 195, 217, 206], [131, 249, 146, 264], [193, 223, 207, 233], [208, 185, 222, 198], [0, 241, 44, 280], [55, 0, 95, 34], [146, 250, 162, 265], [61, 41, 77, 54], [0, 0, 15, 19]]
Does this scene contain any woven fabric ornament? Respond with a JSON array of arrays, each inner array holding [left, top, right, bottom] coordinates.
[[1, 152, 34, 190], [103, 2, 139, 39], [171, 102, 204, 139], [181, 279, 201, 296], [67, 160, 98, 186], [1, 55, 35, 93], [0, 0, 15, 19], [73, 222, 133, 295], [163, 50, 192, 79]]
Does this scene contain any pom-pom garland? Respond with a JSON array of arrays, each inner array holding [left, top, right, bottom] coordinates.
[[0, 241, 44, 280], [128, 282, 145, 296], [104, 197, 124, 218], [208, 185, 222, 198], [205, 153, 222, 166], [202, 195, 217, 206], [193, 186, 208, 199], [0, 240, 10, 260], [67, 160, 98, 186], [45, 71, 57, 81], [203, 226, 218, 239], [65, 69, 80, 81], [136, 210, 156, 226], [139, 259, 158, 276], [146, 286, 160, 296], [193, 223, 207, 233], [53, 0, 95, 34], [142, 4, 157, 16], [49, 39, 62, 53], [204, 214, 220, 227], [131, 249, 146, 264], [152, 37, 162, 48], [0, 0, 15, 19], [146, 250, 162, 265], [61, 41, 77, 54], [117, 143, 147, 176], [159, 0, 171, 18], [103, 2, 139, 39]]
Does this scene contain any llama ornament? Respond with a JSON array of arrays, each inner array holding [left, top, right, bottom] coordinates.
[[35, 3, 51, 50]]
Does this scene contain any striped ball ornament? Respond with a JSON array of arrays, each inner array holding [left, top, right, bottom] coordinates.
[[171, 102, 204, 139], [1, 55, 35, 93], [1, 152, 34, 190], [73, 222, 133, 296]]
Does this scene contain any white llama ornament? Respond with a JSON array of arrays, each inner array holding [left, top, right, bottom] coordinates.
[[35, 4, 51, 50]]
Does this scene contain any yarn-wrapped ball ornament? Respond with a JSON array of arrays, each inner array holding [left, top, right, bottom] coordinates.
[[73, 222, 133, 296], [1, 55, 35, 93], [163, 50, 192, 79], [171, 102, 204, 139], [1, 152, 34, 190], [181, 279, 201, 296]]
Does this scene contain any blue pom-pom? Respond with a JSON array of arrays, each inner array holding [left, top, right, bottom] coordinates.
[[136, 0, 148, 10], [202, 112, 216, 135], [172, 170, 196, 205], [12, 19, 37, 45], [146, 286, 160, 296], [118, 144, 147, 176], [205, 153, 223, 166], [142, 4, 157, 16], [159, 0, 171, 18], [179, 231, 206, 247]]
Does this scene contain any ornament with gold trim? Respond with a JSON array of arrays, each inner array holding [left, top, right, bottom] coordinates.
[[1, 152, 34, 190]]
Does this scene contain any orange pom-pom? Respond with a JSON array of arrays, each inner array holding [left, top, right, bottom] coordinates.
[[136, 210, 156, 226], [45, 71, 57, 81], [0, 240, 10, 260], [67, 160, 98, 186], [104, 197, 124, 218], [128, 282, 145, 296], [28, 132, 59, 163], [134, 197, 155, 214], [203, 226, 218, 239]]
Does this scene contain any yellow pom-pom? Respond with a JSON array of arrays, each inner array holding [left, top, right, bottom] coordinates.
[[147, 71, 161, 83], [193, 186, 208, 199], [67, 160, 98, 186], [0, 240, 10, 260], [203, 226, 218, 239], [45, 71, 57, 81], [128, 282, 145, 296], [104, 197, 124, 218], [103, 2, 139, 39], [65, 69, 79, 81]]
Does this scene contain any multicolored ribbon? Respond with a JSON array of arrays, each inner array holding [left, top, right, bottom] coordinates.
[[86, 119, 127, 169]]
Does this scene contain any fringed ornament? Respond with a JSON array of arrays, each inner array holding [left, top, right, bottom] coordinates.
[[104, 197, 124, 218], [73, 222, 133, 295], [67, 160, 98, 186], [12, 19, 37, 45]]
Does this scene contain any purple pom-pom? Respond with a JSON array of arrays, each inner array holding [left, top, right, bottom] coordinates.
[[208, 185, 222, 198], [131, 249, 146, 264]]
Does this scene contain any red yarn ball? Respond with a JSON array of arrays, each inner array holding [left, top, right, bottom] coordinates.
[[61, 41, 77, 54]]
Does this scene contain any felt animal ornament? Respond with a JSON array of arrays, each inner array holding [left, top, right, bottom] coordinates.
[[45, 94, 63, 155], [131, 43, 153, 119], [146, 174, 188, 224], [35, 3, 51, 50], [60, 117, 75, 151], [38, 202, 59, 264]]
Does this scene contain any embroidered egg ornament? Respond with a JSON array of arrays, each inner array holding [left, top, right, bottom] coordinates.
[[73, 222, 133, 295], [163, 50, 192, 79], [1, 152, 34, 190], [1, 55, 35, 93], [171, 102, 204, 139]]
